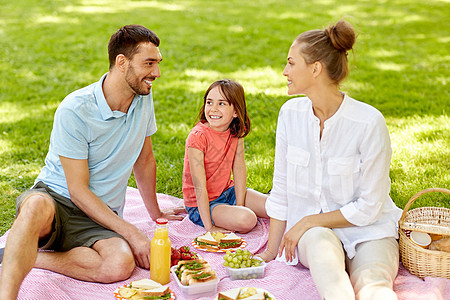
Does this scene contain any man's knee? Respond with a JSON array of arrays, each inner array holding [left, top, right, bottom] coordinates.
[[95, 251, 135, 283], [18, 193, 55, 218], [92, 239, 135, 283], [15, 194, 55, 236]]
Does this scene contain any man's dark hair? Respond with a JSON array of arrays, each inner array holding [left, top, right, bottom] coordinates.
[[108, 24, 160, 69]]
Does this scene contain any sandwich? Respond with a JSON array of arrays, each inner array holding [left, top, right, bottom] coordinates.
[[176, 259, 209, 274], [185, 270, 217, 285], [117, 278, 171, 300], [218, 288, 241, 300], [131, 278, 162, 290], [194, 232, 243, 250], [194, 232, 220, 250], [180, 267, 212, 285], [175, 259, 217, 286], [218, 232, 243, 249], [135, 285, 171, 299]]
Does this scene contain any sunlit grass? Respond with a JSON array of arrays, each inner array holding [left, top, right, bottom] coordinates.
[[1, 0, 449, 234]]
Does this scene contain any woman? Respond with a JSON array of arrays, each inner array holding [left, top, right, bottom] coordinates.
[[258, 20, 402, 299]]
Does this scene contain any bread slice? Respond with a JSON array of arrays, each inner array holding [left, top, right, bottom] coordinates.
[[131, 278, 162, 290], [219, 232, 243, 249], [135, 285, 170, 297], [187, 271, 217, 285], [180, 267, 212, 285], [178, 259, 208, 272], [218, 288, 241, 300], [197, 232, 220, 246], [220, 232, 242, 243]]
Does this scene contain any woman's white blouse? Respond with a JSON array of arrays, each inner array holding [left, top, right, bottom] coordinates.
[[266, 95, 402, 262]]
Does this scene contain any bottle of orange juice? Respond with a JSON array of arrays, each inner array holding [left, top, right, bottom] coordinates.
[[150, 218, 171, 284]]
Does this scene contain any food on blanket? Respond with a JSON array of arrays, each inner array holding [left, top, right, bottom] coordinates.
[[171, 246, 199, 266], [218, 287, 274, 300], [410, 231, 432, 248], [117, 278, 172, 299], [136, 286, 170, 298], [429, 236, 450, 252], [218, 288, 241, 300], [223, 249, 262, 269], [212, 231, 227, 241], [131, 278, 162, 290], [223, 249, 266, 280], [175, 259, 217, 286], [118, 287, 137, 298], [194, 232, 243, 250], [180, 267, 213, 285]]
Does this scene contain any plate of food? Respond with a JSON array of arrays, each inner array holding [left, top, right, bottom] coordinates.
[[192, 231, 246, 252], [216, 287, 275, 300], [113, 278, 175, 300]]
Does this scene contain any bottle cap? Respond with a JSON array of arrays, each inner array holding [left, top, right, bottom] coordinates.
[[156, 218, 168, 225]]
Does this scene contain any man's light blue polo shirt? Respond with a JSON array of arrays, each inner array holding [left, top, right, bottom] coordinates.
[[35, 73, 157, 217]]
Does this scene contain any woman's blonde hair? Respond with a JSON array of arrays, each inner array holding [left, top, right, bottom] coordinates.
[[294, 20, 356, 84]]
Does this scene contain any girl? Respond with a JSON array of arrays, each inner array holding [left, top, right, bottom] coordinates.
[[182, 79, 268, 233], [258, 20, 402, 299]]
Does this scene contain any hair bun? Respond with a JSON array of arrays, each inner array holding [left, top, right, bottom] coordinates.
[[324, 20, 355, 52]]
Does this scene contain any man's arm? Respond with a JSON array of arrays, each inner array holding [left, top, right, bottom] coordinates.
[[133, 136, 185, 221], [60, 156, 152, 269]]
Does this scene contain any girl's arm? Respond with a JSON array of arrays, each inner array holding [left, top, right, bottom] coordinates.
[[188, 147, 225, 232], [232, 138, 246, 206], [257, 218, 286, 262]]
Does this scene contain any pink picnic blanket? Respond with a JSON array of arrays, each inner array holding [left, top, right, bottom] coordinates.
[[1, 187, 449, 299]]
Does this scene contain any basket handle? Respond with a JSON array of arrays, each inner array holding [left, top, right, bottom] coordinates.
[[399, 188, 450, 226]]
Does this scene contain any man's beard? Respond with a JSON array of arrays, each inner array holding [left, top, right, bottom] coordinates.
[[125, 64, 153, 95]]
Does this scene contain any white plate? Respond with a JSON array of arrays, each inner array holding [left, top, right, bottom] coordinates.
[[215, 287, 275, 299]]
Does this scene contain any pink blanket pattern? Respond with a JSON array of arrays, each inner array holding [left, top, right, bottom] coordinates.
[[0, 187, 448, 299]]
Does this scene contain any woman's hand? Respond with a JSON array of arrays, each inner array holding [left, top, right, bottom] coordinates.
[[278, 218, 311, 262], [256, 249, 278, 262]]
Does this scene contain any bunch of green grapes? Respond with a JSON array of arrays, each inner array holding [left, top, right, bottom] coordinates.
[[222, 249, 262, 269]]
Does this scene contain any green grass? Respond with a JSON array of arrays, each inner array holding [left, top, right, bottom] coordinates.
[[1, 0, 449, 235]]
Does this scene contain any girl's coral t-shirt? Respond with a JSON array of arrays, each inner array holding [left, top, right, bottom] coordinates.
[[182, 122, 238, 207]]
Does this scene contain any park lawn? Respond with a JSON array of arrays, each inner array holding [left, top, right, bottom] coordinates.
[[0, 0, 449, 234]]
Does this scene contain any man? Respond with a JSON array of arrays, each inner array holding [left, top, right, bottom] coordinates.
[[0, 25, 184, 300]]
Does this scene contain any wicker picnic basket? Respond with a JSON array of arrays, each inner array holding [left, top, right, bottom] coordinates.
[[398, 188, 450, 279]]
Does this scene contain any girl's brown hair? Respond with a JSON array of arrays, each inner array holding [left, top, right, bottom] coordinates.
[[196, 79, 251, 138], [295, 20, 356, 84]]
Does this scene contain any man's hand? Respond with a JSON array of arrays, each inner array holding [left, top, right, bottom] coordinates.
[[126, 228, 152, 269], [159, 206, 186, 221]]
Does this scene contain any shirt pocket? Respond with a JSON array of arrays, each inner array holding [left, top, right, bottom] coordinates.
[[286, 146, 310, 196], [327, 156, 360, 205]]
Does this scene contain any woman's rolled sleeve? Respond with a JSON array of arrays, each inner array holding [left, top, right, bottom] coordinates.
[[266, 195, 288, 220]]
